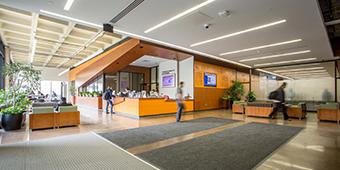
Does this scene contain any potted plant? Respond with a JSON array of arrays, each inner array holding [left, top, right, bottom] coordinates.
[[222, 81, 244, 109], [1, 63, 40, 131], [69, 82, 76, 104], [246, 91, 256, 102]]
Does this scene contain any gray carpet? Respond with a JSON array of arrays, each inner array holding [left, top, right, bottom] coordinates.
[[0, 133, 157, 170], [99, 117, 238, 149], [138, 122, 303, 170]]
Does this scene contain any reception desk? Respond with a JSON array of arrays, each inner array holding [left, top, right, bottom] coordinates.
[[111, 97, 194, 118], [76, 96, 103, 109]]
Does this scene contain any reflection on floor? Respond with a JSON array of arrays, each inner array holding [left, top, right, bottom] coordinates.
[[1, 107, 340, 170]]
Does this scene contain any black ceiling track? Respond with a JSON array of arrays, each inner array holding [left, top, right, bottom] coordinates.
[[110, 0, 145, 23]]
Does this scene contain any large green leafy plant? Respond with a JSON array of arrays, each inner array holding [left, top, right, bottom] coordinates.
[[222, 81, 244, 102], [246, 91, 256, 102], [0, 63, 41, 114]]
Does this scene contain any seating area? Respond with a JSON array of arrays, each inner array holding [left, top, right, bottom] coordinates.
[[232, 101, 276, 118], [29, 105, 80, 130]]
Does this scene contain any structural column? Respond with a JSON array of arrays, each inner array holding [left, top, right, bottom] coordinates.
[[249, 68, 252, 92], [335, 61, 338, 102]]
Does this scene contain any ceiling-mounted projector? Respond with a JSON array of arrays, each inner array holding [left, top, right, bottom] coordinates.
[[103, 23, 113, 33]]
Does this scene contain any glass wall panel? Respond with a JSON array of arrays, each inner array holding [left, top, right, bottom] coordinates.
[[105, 73, 118, 92], [119, 72, 130, 91]]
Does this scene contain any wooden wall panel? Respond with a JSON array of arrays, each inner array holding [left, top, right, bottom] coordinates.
[[237, 71, 249, 83], [194, 61, 235, 111], [194, 87, 226, 110], [194, 61, 235, 89]]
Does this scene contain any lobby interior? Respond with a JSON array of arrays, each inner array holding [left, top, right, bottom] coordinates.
[[0, 0, 340, 170]]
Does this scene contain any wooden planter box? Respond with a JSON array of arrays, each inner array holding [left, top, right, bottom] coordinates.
[[245, 106, 273, 118], [317, 109, 339, 123], [232, 103, 244, 114], [29, 111, 80, 130], [287, 107, 306, 120], [76, 96, 102, 109]]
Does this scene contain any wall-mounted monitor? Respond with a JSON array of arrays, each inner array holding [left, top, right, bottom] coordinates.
[[162, 74, 176, 88], [204, 72, 217, 87]]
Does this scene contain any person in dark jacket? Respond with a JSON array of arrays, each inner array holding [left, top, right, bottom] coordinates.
[[269, 82, 289, 120], [103, 87, 114, 114]]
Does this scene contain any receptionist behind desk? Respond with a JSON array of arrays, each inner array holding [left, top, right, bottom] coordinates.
[[121, 88, 130, 97]]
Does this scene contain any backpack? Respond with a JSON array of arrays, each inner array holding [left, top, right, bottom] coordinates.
[[268, 90, 278, 100], [104, 91, 111, 100]]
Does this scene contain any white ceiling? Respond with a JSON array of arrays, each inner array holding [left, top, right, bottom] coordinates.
[[0, 0, 334, 79], [0, 4, 122, 68], [130, 55, 170, 68]]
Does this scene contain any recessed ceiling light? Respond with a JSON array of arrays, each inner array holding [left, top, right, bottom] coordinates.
[[239, 50, 311, 62], [274, 67, 324, 73], [254, 58, 317, 67], [190, 19, 286, 47], [40, 10, 101, 28], [64, 0, 75, 11], [144, 0, 215, 33], [220, 39, 302, 56]]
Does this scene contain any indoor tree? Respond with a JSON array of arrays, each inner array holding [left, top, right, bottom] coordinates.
[[1, 63, 41, 130]]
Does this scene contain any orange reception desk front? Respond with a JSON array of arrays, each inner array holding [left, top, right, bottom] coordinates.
[[112, 97, 194, 118]]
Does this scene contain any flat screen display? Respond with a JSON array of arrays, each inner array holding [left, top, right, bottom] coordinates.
[[204, 73, 217, 87], [162, 74, 175, 88]]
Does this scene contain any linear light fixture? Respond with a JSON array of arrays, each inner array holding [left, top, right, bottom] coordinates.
[[254, 58, 317, 67], [293, 73, 329, 77], [40, 10, 101, 28], [73, 48, 104, 67], [284, 72, 329, 76], [114, 28, 251, 68], [293, 75, 330, 79], [30, 38, 37, 63], [38, 10, 251, 68], [191, 19, 286, 47], [239, 50, 311, 62], [274, 67, 324, 73], [64, 0, 75, 11], [282, 70, 327, 75], [144, 0, 215, 33], [266, 63, 321, 70], [220, 39, 302, 56], [289, 73, 330, 78], [255, 68, 293, 80], [58, 68, 70, 76]]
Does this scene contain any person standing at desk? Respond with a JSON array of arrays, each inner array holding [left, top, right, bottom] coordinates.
[[103, 87, 114, 114], [176, 81, 184, 122]]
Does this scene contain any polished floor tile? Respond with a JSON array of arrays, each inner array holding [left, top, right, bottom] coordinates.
[[1, 108, 339, 170]]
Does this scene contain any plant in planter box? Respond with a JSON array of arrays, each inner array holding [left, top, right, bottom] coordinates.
[[0, 63, 40, 131], [92, 91, 98, 97], [222, 81, 244, 109], [69, 82, 76, 104], [246, 91, 256, 102], [96, 91, 102, 97]]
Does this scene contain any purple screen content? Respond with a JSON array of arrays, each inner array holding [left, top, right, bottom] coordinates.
[[162, 74, 175, 87]]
